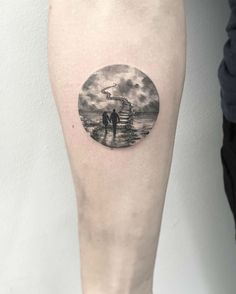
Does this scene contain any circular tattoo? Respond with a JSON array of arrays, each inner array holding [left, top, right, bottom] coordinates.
[[78, 64, 159, 148]]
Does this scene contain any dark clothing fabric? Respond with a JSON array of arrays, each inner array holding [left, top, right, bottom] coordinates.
[[219, 1, 236, 231], [218, 0, 236, 122], [221, 116, 236, 230]]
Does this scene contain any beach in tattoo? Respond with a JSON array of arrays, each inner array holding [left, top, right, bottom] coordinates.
[[78, 65, 159, 148]]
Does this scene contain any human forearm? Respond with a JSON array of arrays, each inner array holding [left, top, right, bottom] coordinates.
[[48, 1, 186, 293]]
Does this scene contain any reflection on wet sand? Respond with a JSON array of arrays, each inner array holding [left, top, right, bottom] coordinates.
[[80, 111, 157, 148]]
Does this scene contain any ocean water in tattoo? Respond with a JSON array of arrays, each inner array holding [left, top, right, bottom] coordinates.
[[78, 64, 159, 148]]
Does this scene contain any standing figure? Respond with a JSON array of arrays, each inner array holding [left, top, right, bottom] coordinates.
[[110, 109, 120, 136], [102, 111, 110, 132]]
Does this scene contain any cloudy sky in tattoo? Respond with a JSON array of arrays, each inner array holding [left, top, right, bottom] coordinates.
[[79, 64, 159, 148]]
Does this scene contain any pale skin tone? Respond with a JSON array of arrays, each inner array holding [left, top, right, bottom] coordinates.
[[48, 1, 186, 293]]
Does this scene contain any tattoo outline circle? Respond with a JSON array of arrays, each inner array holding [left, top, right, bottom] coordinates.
[[78, 64, 159, 148]]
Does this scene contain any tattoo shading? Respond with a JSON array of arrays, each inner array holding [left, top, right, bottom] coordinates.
[[78, 64, 159, 148]]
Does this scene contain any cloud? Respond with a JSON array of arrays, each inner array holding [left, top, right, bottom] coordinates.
[[82, 74, 97, 91], [142, 100, 159, 112], [79, 64, 159, 113], [87, 93, 97, 101], [138, 94, 147, 103]]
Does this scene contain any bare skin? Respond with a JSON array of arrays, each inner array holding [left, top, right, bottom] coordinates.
[[48, 1, 186, 293]]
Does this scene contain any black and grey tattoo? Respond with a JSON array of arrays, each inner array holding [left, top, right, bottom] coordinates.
[[78, 64, 159, 148]]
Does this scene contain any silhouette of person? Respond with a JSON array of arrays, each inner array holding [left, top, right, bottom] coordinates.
[[110, 109, 120, 136], [102, 111, 110, 131]]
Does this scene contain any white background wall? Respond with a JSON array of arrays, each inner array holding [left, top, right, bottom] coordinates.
[[1, 0, 236, 293]]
